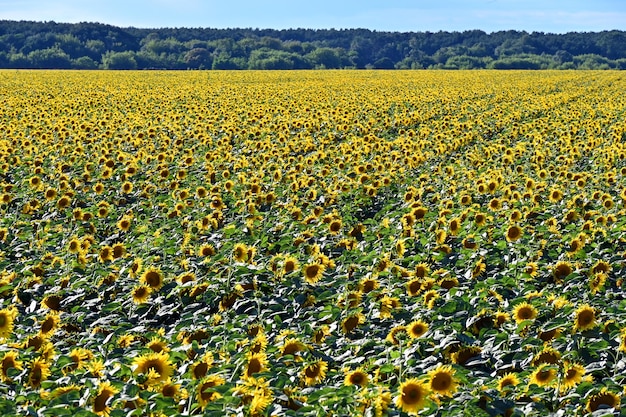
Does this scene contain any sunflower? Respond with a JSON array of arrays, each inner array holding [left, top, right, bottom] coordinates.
[[423, 289, 439, 309], [233, 243, 249, 263], [131, 285, 152, 304], [573, 304, 596, 332], [302, 262, 325, 284], [0, 307, 17, 339], [548, 188, 563, 203], [448, 218, 461, 236], [553, 261, 573, 281], [414, 263, 430, 278], [282, 337, 308, 358], [474, 212, 488, 227], [505, 224, 523, 242], [586, 388, 620, 413], [560, 362, 585, 391], [462, 236, 478, 250], [141, 267, 164, 290], [407, 319, 429, 339], [283, 256, 300, 274], [589, 273, 607, 294], [27, 358, 51, 388], [386, 325, 407, 345], [566, 237, 583, 255], [328, 219, 342, 235], [449, 345, 482, 367], [161, 381, 182, 399], [395, 378, 429, 415], [245, 352, 268, 378], [472, 259, 486, 278], [344, 368, 370, 387], [525, 262, 539, 277], [133, 351, 173, 385], [112, 243, 126, 259], [428, 364, 457, 397], [497, 373, 519, 393], [197, 375, 225, 408], [529, 364, 557, 387], [56, 195, 71, 210], [69, 347, 94, 370], [460, 194, 472, 206], [44, 187, 57, 201], [197, 244, 216, 258], [121, 181, 133, 194], [512, 302, 538, 323], [189, 353, 214, 380], [359, 277, 380, 293], [93, 380, 118, 416], [99, 245, 114, 262], [0, 350, 22, 382], [531, 346, 561, 366], [302, 360, 328, 386], [341, 312, 365, 334], [488, 198, 502, 211], [312, 325, 331, 344], [146, 337, 169, 353], [591, 260, 611, 275], [39, 312, 60, 337], [129, 257, 143, 278]]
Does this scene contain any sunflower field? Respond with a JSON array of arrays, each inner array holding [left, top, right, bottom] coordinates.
[[1, 69, 626, 416]]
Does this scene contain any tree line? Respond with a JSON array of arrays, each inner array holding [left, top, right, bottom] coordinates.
[[1, 20, 625, 70]]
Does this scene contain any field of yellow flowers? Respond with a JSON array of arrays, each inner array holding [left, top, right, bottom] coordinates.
[[1, 69, 626, 416]]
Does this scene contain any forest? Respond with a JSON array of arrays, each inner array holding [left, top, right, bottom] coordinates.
[[0, 20, 625, 70]]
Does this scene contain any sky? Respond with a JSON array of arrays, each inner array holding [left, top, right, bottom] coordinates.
[[0, 0, 624, 33]]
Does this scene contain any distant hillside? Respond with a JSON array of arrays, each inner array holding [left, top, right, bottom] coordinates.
[[0, 20, 625, 69]]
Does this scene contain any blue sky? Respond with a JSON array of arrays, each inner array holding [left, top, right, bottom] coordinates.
[[0, 0, 624, 33]]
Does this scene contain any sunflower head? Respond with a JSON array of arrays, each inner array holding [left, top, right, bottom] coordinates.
[[395, 378, 429, 414], [407, 319, 429, 339], [141, 267, 164, 290], [0, 307, 18, 339], [586, 388, 620, 413], [133, 352, 173, 385], [428, 364, 458, 397], [553, 261, 573, 281], [196, 375, 225, 408], [344, 368, 369, 387], [93, 380, 118, 416], [302, 360, 328, 386], [512, 301, 538, 324], [505, 224, 523, 242], [303, 262, 325, 284], [529, 364, 557, 387], [497, 373, 519, 393], [573, 304, 596, 332], [560, 362, 585, 392], [131, 285, 152, 304]]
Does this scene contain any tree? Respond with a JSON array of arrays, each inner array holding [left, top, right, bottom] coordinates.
[[306, 47, 341, 69], [102, 51, 137, 69], [184, 48, 213, 69], [72, 56, 98, 69], [28, 47, 72, 68]]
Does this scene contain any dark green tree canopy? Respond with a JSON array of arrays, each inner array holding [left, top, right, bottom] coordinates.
[[0, 20, 625, 69]]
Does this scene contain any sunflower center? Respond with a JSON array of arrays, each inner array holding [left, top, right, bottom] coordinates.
[[305, 365, 320, 378], [578, 311, 594, 325], [432, 373, 451, 391], [145, 272, 161, 287], [193, 364, 208, 379], [403, 386, 423, 404], [247, 359, 262, 375]]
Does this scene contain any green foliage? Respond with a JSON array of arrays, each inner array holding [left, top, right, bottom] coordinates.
[[0, 21, 625, 69]]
